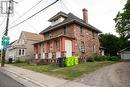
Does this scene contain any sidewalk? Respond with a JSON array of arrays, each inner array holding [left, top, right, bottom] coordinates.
[[0, 64, 88, 87]]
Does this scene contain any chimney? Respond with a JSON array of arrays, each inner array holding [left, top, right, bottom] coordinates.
[[82, 8, 88, 23]]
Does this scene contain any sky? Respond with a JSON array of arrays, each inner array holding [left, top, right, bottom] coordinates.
[[0, 0, 127, 48]]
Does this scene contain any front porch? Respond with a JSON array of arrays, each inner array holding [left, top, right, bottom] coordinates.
[[33, 35, 75, 62]]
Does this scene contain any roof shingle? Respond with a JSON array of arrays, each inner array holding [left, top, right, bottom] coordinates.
[[22, 31, 44, 41], [40, 12, 102, 34]]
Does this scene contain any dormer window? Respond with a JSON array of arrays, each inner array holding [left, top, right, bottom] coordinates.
[[48, 12, 68, 26], [51, 17, 65, 26]]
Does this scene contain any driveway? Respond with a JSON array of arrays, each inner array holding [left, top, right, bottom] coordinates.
[[75, 62, 130, 87]]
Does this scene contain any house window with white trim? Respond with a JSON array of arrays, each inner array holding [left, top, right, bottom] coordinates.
[[93, 45, 96, 53], [19, 49, 21, 55], [22, 49, 25, 55]]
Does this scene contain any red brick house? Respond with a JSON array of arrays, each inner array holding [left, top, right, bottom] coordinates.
[[33, 8, 101, 61]]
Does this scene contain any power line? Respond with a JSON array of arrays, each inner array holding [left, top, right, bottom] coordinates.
[[18, 0, 24, 3], [0, 17, 6, 27], [9, 0, 59, 29], [61, 0, 70, 12], [11, 0, 43, 25], [0, 17, 6, 37], [14, 10, 39, 32]]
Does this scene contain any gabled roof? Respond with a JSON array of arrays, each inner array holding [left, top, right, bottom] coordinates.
[[119, 47, 130, 53], [40, 12, 102, 34], [48, 11, 68, 22], [22, 31, 44, 41], [9, 40, 17, 45]]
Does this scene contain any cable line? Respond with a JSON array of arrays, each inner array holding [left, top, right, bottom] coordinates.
[[9, 0, 59, 29], [11, 0, 43, 25], [0, 17, 6, 27]]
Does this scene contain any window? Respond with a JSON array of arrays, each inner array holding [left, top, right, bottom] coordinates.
[[48, 32, 52, 39], [92, 31, 95, 39], [55, 39, 60, 51], [80, 26, 83, 34], [93, 45, 96, 53], [19, 49, 25, 55], [80, 41, 85, 52], [48, 42, 50, 52], [22, 49, 24, 55], [64, 26, 67, 35], [19, 49, 21, 55], [42, 45, 44, 53]]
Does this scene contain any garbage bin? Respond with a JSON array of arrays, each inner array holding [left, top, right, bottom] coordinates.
[[8, 58, 13, 64], [58, 57, 66, 67]]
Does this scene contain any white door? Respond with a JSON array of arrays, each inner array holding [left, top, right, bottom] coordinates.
[[65, 40, 72, 57]]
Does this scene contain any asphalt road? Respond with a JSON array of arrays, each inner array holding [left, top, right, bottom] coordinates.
[[0, 70, 25, 87]]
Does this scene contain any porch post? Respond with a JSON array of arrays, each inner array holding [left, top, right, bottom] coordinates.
[[61, 37, 65, 52], [61, 37, 66, 57], [72, 40, 75, 56]]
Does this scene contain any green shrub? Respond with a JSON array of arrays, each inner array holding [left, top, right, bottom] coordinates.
[[107, 56, 120, 61], [93, 55, 106, 61], [87, 57, 94, 62], [14, 59, 26, 63]]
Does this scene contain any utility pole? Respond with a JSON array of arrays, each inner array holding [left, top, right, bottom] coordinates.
[[1, 0, 12, 67]]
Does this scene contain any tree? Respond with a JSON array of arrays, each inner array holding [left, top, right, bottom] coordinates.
[[114, 0, 130, 39], [99, 33, 119, 56], [99, 33, 129, 56]]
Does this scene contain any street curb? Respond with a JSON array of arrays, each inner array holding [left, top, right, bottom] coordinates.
[[0, 67, 48, 87]]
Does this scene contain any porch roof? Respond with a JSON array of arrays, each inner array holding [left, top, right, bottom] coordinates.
[[33, 35, 75, 45], [8, 45, 27, 50]]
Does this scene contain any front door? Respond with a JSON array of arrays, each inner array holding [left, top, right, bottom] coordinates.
[[65, 40, 72, 57]]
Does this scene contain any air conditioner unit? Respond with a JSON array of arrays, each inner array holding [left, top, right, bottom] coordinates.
[[80, 47, 85, 52]]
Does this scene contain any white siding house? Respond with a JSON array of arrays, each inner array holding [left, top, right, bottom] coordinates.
[[121, 51, 130, 60]]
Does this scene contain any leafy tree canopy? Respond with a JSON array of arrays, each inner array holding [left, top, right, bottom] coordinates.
[[114, 0, 130, 39], [99, 33, 129, 56]]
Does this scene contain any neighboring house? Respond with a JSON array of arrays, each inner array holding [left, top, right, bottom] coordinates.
[[99, 47, 105, 56], [6, 40, 19, 60], [118, 48, 130, 60], [6, 31, 44, 61], [121, 51, 130, 60], [33, 8, 102, 61]]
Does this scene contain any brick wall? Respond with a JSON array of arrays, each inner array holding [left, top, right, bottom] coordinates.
[[73, 24, 100, 57], [42, 23, 100, 57], [44, 24, 74, 40]]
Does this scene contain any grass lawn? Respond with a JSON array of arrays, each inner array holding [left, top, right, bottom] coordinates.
[[13, 61, 116, 80]]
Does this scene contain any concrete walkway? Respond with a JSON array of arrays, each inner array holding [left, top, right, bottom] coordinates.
[[0, 64, 87, 87]]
